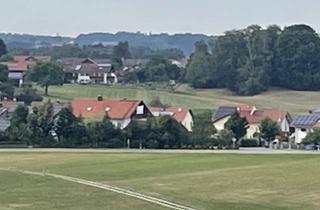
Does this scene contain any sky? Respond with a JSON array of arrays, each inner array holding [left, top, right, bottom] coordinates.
[[1, 0, 319, 37]]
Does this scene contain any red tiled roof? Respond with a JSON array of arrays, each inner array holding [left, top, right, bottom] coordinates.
[[240, 109, 288, 124], [150, 107, 190, 123], [14, 56, 51, 63], [1, 62, 29, 71], [1, 55, 51, 72], [71, 99, 143, 120], [221, 103, 255, 112]]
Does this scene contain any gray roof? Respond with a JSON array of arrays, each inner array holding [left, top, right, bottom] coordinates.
[[291, 114, 320, 128], [212, 106, 237, 122]]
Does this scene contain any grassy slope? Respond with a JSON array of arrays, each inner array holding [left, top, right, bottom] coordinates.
[[40, 84, 320, 115], [0, 152, 320, 210]]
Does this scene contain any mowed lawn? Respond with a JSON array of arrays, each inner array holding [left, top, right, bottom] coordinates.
[[0, 152, 320, 210], [41, 84, 320, 115]]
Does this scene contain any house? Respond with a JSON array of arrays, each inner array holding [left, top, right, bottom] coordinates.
[[71, 97, 152, 129], [150, 107, 193, 132], [61, 58, 117, 85], [212, 104, 255, 131], [213, 104, 292, 139], [291, 114, 320, 144], [0, 55, 51, 86]]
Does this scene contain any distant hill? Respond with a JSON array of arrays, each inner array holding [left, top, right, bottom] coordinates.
[[0, 32, 213, 56], [75, 32, 213, 55], [0, 33, 73, 49]]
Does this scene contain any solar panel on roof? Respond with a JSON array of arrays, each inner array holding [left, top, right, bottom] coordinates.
[[213, 106, 237, 121], [292, 115, 320, 127]]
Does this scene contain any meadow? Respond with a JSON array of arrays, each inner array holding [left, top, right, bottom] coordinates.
[[0, 151, 320, 210], [41, 84, 320, 115]]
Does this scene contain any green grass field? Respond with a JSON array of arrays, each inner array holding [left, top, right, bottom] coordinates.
[[0, 152, 320, 210], [40, 84, 320, 115]]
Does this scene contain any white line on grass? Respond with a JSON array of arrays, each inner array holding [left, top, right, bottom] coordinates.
[[0, 168, 197, 210]]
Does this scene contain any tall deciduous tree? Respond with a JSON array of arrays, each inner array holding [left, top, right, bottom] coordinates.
[[27, 62, 64, 96], [186, 41, 216, 88], [0, 39, 7, 57], [6, 104, 29, 143], [113, 41, 131, 60], [225, 112, 249, 141], [276, 24, 320, 90], [53, 106, 88, 147], [302, 128, 320, 145], [259, 117, 280, 145]]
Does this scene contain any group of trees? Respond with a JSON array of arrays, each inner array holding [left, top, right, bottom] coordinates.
[[0, 101, 192, 148], [138, 55, 184, 82], [186, 24, 320, 95]]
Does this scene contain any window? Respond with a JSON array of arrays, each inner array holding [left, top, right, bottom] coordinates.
[[301, 128, 307, 132], [136, 105, 144, 115]]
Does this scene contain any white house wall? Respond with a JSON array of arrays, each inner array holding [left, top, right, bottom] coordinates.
[[294, 128, 311, 144], [111, 119, 131, 129], [213, 116, 231, 131], [181, 112, 193, 132]]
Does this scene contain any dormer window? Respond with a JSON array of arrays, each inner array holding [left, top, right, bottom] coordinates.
[[87, 107, 92, 112]]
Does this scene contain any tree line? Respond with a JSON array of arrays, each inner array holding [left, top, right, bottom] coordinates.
[[0, 100, 283, 149], [186, 24, 320, 95]]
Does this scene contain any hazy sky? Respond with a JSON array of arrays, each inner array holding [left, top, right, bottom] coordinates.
[[1, 0, 319, 37]]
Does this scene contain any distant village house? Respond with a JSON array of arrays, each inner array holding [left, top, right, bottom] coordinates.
[[0, 55, 51, 87]]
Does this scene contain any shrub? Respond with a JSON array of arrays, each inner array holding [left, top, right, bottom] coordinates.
[[241, 139, 259, 147]]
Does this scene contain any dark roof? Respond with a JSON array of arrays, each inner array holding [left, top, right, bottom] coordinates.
[[291, 115, 320, 128], [212, 106, 237, 122], [60, 58, 113, 73]]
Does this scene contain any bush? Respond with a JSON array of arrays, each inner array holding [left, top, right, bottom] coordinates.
[[241, 139, 259, 147]]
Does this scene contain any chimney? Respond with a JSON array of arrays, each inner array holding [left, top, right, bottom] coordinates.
[[97, 95, 103, 101], [250, 106, 257, 116]]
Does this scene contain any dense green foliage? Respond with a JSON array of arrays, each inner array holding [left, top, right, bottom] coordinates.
[[112, 41, 131, 59], [302, 128, 320, 145], [186, 24, 320, 95], [137, 55, 183, 82], [240, 139, 259, 147], [126, 116, 189, 149], [225, 112, 249, 141], [0, 64, 14, 100], [4, 102, 194, 149], [0, 38, 7, 57], [259, 117, 280, 144], [16, 86, 43, 105], [26, 61, 64, 95]]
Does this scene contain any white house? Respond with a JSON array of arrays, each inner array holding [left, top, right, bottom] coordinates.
[[71, 97, 152, 129], [150, 107, 194, 132], [290, 114, 320, 144], [62, 58, 118, 85], [213, 105, 292, 139]]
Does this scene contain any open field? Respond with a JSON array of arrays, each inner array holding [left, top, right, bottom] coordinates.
[[1, 151, 320, 210], [40, 84, 320, 115]]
